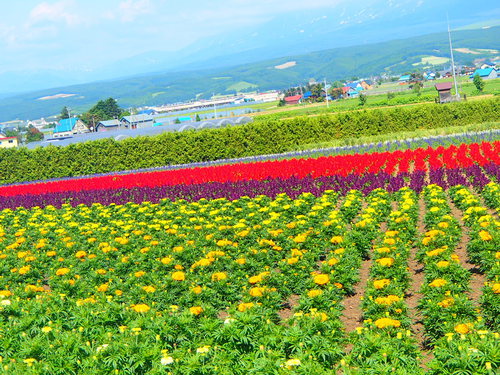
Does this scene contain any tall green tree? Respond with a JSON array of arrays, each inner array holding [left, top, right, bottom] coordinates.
[[60, 106, 70, 119], [473, 74, 485, 92], [358, 93, 367, 106]]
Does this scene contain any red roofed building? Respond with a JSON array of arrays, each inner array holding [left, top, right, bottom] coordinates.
[[0, 136, 18, 149], [284, 95, 302, 105]]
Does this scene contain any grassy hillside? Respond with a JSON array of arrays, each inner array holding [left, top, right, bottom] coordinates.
[[0, 27, 498, 122]]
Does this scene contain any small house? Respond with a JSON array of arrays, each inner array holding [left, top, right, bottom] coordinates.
[[398, 75, 411, 84], [0, 136, 18, 149], [120, 115, 154, 129], [284, 95, 302, 105], [360, 80, 374, 90], [435, 82, 453, 103], [53, 118, 89, 138], [470, 68, 498, 80], [96, 119, 121, 132]]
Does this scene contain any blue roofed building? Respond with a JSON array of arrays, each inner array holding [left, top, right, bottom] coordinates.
[[398, 75, 411, 83], [53, 118, 89, 138], [470, 68, 497, 80]]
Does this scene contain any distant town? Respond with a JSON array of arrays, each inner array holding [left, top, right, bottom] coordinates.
[[0, 62, 497, 150]]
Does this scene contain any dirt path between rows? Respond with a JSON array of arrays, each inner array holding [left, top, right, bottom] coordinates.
[[408, 197, 433, 368], [447, 197, 487, 307]]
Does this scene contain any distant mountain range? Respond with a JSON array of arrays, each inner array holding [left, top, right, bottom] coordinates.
[[0, 25, 498, 122], [1, 0, 498, 95]]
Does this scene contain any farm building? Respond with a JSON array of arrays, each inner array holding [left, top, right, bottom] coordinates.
[[398, 75, 411, 83], [284, 95, 302, 105], [120, 115, 154, 129], [469, 68, 498, 80], [53, 118, 89, 138], [360, 80, 374, 90], [0, 136, 18, 148], [96, 119, 121, 132], [434, 82, 453, 103]]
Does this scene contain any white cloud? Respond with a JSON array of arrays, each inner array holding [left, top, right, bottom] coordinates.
[[29, 1, 82, 27], [118, 0, 153, 22]]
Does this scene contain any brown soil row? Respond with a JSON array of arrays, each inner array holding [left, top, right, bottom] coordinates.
[[447, 197, 487, 307]]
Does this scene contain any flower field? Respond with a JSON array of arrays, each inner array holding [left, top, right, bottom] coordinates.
[[0, 137, 498, 374]]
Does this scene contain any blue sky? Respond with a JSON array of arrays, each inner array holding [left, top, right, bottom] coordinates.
[[0, 0, 341, 73]]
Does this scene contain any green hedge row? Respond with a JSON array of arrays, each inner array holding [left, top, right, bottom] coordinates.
[[1, 98, 498, 185]]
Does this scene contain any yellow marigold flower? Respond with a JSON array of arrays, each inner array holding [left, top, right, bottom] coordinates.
[[173, 246, 184, 252], [313, 274, 330, 285], [132, 303, 150, 313], [23, 358, 37, 366], [373, 279, 391, 289], [238, 302, 254, 312], [479, 230, 492, 241], [385, 231, 399, 237], [56, 267, 70, 276], [293, 234, 307, 243], [376, 247, 391, 254], [437, 297, 454, 308], [192, 286, 202, 294], [0, 290, 12, 297], [327, 257, 339, 266], [75, 251, 87, 258], [25, 285, 43, 293], [235, 258, 246, 265], [237, 230, 250, 237], [41, 326, 52, 333], [451, 254, 460, 262], [495, 252, 500, 259], [97, 283, 109, 292], [172, 271, 185, 281], [454, 323, 472, 334], [307, 289, 323, 298], [96, 269, 107, 275], [437, 222, 449, 229], [426, 248, 446, 257], [330, 236, 343, 244], [17, 251, 28, 259], [196, 345, 210, 354], [287, 257, 299, 265], [134, 271, 146, 278], [248, 272, 269, 284], [376, 257, 395, 267], [374, 318, 401, 329], [174, 264, 184, 270], [429, 278, 447, 287], [334, 282, 343, 289], [375, 295, 400, 306], [46, 251, 57, 257], [437, 261, 450, 268], [492, 283, 500, 294], [284, 358, 301, 368], [334, 248, 345, 255], [115, 290, 123, 296], [189, 306, 203, 315], [249, 287, 265, 297], [142, 286, 156, 293], [211, 272, 227, 282], [18, 266, 30, 275], [383, 238, 396, 245]]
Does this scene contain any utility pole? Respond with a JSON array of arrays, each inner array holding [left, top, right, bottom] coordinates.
[[213, 93, 217, 118], [324, 78, 329, 108], [447, 15, 460, 100]]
